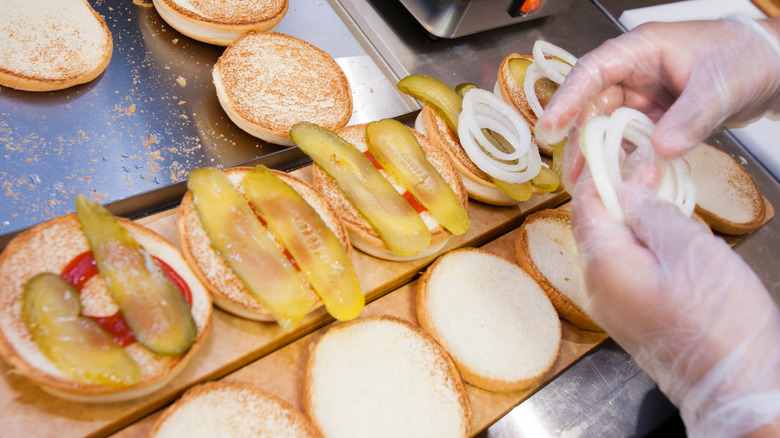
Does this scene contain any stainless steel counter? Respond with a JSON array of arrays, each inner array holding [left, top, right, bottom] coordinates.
[[0, 0, 411, 248], [2, 0, 778, 436]]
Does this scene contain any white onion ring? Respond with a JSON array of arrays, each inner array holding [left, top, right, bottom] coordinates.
[[532, 41, 577, 84], [458, 88, 541, 184], [524, 62, 547, 119], [524, 41, 578, 119], [580, 107, 696, 224]]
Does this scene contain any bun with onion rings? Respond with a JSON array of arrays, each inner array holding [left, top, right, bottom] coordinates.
[[495, 41, 578, 156], [399, 74, 559, 206]]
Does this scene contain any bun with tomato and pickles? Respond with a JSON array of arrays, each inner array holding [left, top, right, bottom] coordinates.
[[290, 120, 470, 262], [177, 165, 364, 331], [399, 75, 561, 206], [0, 196, 212, 402]]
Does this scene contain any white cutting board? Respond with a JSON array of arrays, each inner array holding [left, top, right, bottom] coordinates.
[[618, 0, 780, 181]]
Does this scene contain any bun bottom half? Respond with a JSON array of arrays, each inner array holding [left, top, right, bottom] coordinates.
[[0, 214, 212, 402]]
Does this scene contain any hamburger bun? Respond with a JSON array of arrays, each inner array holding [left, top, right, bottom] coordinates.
[[684, 142, 766, 235], [310, 123, 468, 261], [415, 105, 522, 206], [416, 248, 562, 392], [177, 166, 353, 322], [152, 0, 288, 46], [303, 316, 471, 438], [212, 31, 352, 146], [495, 53, 540, 139], [148, 382, 322, 437], [0, 214, 212, 402], [0, 0, 113, 91], [515, 209, 602, 332]]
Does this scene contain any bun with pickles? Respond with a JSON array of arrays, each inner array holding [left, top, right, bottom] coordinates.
[[0, 196, 212, 402], [494, 40, 578, 156], [177, 165, 364, 331], [399, 75, 561, 206], [290, 120, 470, 262]]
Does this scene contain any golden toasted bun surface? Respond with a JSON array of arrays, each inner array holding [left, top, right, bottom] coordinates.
[[0, 0, 113, 91], [416, 248, 562, 392], [149, 382, 322, 438], [177, 167, 349, 320], [156, 0, 287, 26], [515, 209, 602, 332], [0, 214, 211, 402], [213, 31, 352, 143], [311, 123, 468, 261], [496, 54, 537, 128], [303, 316, 470, 438], [153, 0, 287, 46], [685, 142, 766, 235]]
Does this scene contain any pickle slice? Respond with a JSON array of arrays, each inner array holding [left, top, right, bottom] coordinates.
[[508, 57, 559, 109], [240, 165, 364, 321], [398, 74, 462, 133], [491, 177, 534, 201], [365, 119, 469, 235], [23, 273, 141, 386], [530, 166, 560, 193], [289, 122, 431, 256], [455, 82, 479, 97], [75, 195, 196, 356], [187, 168, 317, 331]]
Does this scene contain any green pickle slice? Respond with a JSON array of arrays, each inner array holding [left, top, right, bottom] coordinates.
[[365, 119, 469, 235], [23, 273, 141, 386], [239, 165, 364, 321], [398, 74, 463, 133], [187, 168, 317, 331], [75, 195, 196, 356], [289, 122, 431, 257]]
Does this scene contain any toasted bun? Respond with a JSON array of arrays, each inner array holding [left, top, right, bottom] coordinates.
[[416, 248, 561, 393], [177, 167, 350, 321], [0, 214, 212, 402], [495, 55, 539, 129], [311, 123, 468, 261], [152, 0, 288, 46], [303, 316, 471, 437], [213, 31, 352, 146], [0, 0, 112, 91], [148, 382, 322, 437], [515, 209, 602, 332], [416, 106, 521, 206], [684, 142, 766, 235]]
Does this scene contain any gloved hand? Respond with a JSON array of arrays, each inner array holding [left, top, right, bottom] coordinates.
[[535, 17, 780, 190], [571, 169, 780, 437]]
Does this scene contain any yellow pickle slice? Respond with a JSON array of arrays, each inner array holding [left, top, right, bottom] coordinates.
[[398, 74, 463, 133], [365, 119, 469, 235], [23, 273, 141, 385], [187, 168, 317, 331], [289, 122, 432, 257], [75, 195, 196, 356], [508, 57, 559, 108], [240, 165, 364, 321]]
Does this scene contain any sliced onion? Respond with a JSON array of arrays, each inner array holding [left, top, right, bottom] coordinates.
[[524, 41, 578, 119], [532, 41, 577, 84], [580, 107, 696, 223], [458, 88, 541, 184], [524, 62, 546, 119]]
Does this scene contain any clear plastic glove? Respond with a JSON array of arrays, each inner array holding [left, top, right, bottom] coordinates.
[[536, 17, 780, 190], [571, 169, 780, 437]]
